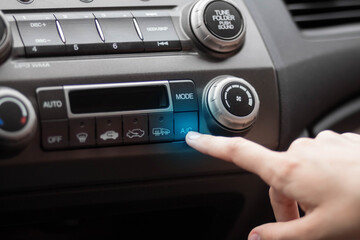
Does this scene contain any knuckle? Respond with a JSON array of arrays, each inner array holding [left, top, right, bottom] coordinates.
[[225, 139, 244, 161], [316, 130, 338, 139], [288, 137, 312, 151], [270, 160, 299, 189]]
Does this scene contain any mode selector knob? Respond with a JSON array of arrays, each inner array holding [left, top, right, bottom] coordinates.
[[190, 0, 246, 53], [207, 76, 260, 130], [0, 88, 37, 151]]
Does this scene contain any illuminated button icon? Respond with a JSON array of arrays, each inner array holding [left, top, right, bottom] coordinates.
[[174, 112, 198, 141], [0, 118, 4, 127]]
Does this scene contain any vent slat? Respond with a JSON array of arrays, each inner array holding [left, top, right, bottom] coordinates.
[[284, 0, 360, 29]]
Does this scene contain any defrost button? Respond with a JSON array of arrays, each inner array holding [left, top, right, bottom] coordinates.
[[69, 118, 96, 147]]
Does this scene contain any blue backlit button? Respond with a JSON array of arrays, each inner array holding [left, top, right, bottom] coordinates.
[[69, 118, 96, 148], [149, 112, 174, 143], [169, 80, 198, 112], [123, 114, 149, 144], [174, 112, 198, 141], [96, 116, 123, 146], [41, 120, 69, 150]]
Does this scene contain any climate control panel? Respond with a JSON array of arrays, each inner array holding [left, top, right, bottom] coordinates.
[[37, 80, 199, 150]]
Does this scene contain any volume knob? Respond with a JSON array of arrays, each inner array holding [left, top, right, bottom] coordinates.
[[207, 76, 259, 130], [190, 0, 246, 53], [0, 11, 12, 65]]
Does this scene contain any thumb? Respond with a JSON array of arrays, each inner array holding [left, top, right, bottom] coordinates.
[[248, 214, 320, 240]]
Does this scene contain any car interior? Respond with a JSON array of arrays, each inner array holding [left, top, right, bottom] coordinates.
[[0, 0, 359, 239]]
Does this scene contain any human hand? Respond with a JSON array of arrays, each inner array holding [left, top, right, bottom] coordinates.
[[186, 130, 360, 240]]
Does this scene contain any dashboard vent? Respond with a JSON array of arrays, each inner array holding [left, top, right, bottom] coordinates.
[[284, 0, 360, 29]]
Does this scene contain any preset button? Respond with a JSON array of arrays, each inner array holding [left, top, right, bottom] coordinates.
[[14, 14, 66, 57]]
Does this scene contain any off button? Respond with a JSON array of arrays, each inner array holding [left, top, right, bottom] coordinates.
[[169, 80, 198, 112]]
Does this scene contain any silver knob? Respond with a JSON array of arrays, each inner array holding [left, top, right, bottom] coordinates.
[[190, 0, 246, 53], [0, 87, 37, 149], [207, 76, 260, 130], [0, 11, 12, 65]]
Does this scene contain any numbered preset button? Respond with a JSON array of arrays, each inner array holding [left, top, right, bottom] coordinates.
[[94, 12, 144, 53], [14, 14, 66, 57], [55, 13, 106, 55]]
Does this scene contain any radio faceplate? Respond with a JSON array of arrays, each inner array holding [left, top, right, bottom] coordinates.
[[37, 80, 199, 150]]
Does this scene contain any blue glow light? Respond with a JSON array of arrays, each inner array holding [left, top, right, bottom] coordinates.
[[0, 118, 3, 127]]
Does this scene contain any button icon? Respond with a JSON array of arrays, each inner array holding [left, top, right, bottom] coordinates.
[[100, 130, 119, 141], [180, 127, 193, 135], [152, 128, 171, 137], [126, 129, 145, 139], [32, 46, 38, 52], [112, 43, 118, 50], [76, 132, 88, 143], [73, 44, 79, 51], [47, 136, 63, 144]]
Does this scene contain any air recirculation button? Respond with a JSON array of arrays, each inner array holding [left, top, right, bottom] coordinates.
[[190, 0, 246, 53]]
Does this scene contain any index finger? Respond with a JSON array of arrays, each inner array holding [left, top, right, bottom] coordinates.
[[186, 132, 288, 188]]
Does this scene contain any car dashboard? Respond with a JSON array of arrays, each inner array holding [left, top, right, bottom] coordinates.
[[0, 0, 359, 239]]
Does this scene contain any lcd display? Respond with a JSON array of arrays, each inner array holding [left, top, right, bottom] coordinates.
[[69, 85, 169, 114]]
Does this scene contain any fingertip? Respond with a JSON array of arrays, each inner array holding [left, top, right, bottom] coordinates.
[[185, 131, 203, 148], [248, 232, 261, 240]]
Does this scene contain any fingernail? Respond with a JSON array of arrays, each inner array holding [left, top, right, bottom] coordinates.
[[186, 131, 202, 141], [249, 233, 260, 240]]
